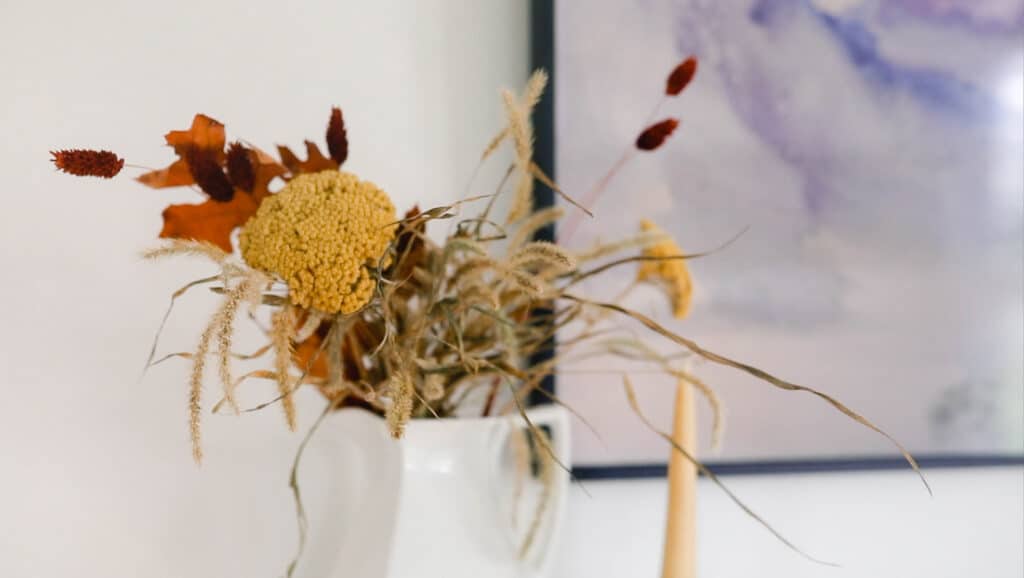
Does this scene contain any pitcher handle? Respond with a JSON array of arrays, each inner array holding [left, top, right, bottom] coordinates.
[[522, 404, 571, 576]]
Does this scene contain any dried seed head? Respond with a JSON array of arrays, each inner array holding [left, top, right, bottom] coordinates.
[[50, 149, 125, 178], [423, 373, 445, 402], [636, 118, 680, 151], [186, 148, 234, 202], [326, 107, 348, 165], [225, 142, 256, 193], [666, 57, 698, 96]]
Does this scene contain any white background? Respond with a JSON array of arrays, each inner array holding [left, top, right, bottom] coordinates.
[[0, 1, 1020, 577]]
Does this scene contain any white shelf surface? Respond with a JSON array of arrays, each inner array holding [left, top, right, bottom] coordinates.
[[554, 466, 1023, 578]]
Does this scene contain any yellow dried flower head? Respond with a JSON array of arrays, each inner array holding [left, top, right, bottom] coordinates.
[[636, 219, 693, 319], [239, 170, 396, 314]]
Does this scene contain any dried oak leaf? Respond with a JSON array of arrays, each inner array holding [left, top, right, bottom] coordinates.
[[137, 114, 226, 189], [159, 147, 286, 252], [277, 140, 338, 176]]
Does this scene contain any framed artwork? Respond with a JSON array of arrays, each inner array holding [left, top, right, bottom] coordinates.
[[532, 0, 1024, 476]]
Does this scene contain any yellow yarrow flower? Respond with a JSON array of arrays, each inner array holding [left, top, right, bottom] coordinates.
[[239, 170, 396, 314], [636, 219, 693, 319]]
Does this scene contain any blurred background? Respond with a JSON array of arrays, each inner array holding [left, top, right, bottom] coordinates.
[[0, 0, 1021, 577]]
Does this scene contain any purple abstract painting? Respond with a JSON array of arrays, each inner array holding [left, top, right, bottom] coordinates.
[[554, 0, 1024, 465]]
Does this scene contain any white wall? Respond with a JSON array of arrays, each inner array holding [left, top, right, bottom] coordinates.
[[0, 1, 527, 576]]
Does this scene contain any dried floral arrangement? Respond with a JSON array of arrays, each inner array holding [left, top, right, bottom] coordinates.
[[54, 57, 927, 568]]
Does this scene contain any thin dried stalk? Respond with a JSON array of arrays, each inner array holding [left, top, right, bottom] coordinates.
[[140, 274, 220, 381], [671, 369, 723, 449], [519, 426, 554, 560], [573, 231, 670, 263], [572, 296, 931, 494], [623, 376, 837, 566]]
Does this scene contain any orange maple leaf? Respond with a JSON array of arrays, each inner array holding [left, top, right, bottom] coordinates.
[[158, 147, 285, 252]]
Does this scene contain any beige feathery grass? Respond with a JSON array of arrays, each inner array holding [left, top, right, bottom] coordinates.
[[216, 274, 267, 414], [386, 372, 414, 438], [481, 69, 546, 164], [272, 305, 299, 431], [142, 239, 229, 264], [509, 241, 577, 274], [501, 88, 535, 224]]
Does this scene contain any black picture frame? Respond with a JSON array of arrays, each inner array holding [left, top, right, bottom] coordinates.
[[528, 0, 1024, 480]]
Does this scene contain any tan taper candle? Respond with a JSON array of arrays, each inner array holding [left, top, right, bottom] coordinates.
[[660, 378, 697, 578]]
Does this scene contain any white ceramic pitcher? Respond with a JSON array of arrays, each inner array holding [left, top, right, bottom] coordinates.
[[297, 405, 570, 578]]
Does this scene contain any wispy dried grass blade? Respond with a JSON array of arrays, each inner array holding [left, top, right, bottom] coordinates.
[[481, 127, 509, 161], [671, 369, 724, 450], [529, 161, 592, 218], [623, 376, 837, 566], [286, 397, 344, 578], [567, 226, 749, 287], [140, 274, 220, 382], [519, 426, 553, 560], [503, 377, 588, 497], [573, 231, 670, 263], [574, 296, 930, 494]]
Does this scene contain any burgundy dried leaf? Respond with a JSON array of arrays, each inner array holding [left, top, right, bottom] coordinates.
[[186, 148, 234, 202], [666, 57, 698, 96], [225, 142, 256, 193], [50, 149, 125, 178], [327, 107, 348, 166], [636, 118, 680, 151]]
